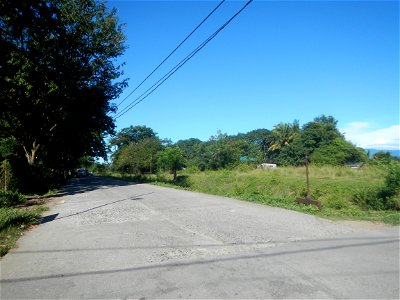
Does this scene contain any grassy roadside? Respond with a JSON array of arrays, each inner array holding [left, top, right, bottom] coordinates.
[[113, 165, 399, 225], [0, 203, 48, 257]]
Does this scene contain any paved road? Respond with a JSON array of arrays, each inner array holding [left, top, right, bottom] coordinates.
[[1, 177, 399, 299]]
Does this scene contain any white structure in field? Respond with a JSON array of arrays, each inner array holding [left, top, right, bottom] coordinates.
[[258, 163, 277, 169]]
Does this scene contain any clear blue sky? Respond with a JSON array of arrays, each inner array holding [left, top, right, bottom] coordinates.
[[107, 0, 399, 150]]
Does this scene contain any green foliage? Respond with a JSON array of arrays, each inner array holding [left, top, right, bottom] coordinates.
[[206, 132, 244, 170], [352, 162, 400, 210], [113, 138, 162, 176], [372, 151, 400, 163], [311, 138, 367, 165], [176, 138, 203, 167], [0, 137, 19, 160], [0, 207, 38, 230], [232, 129, 272, 161], [0, 206, 45, 256], [175, 132, 250, 171], [110, 125, 157, 149], [378, 162, 400, 210], [157, 147, 185, 180], [1, 0, 127, 192], [268, 121, 300, 152], [274, 136, 306, 166], [0, 160, 13, 191], [91, 162, 112, 176], [0, 190, 26, 207], [111, 115, 385, 180], [301, 115, 342, 153]]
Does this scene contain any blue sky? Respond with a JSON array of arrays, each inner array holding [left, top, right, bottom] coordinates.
[[107, 0, 399, 150]]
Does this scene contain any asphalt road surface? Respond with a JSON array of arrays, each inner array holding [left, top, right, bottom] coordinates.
[[1, 177, 399, 299]]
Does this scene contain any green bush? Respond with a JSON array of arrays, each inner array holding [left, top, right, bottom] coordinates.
[[0, 190, 26, 207], [386, 194, 400, 211], [376, 162, 400, 210], [0, 207, 39, 230], [351, 162, 400, 210]]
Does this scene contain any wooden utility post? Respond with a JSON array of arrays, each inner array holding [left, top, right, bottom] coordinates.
[[305, 155, 310, 198], [296, 154, 322, 209]]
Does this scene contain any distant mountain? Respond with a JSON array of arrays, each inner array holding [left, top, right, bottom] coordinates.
[[365, 149, 400, 157]]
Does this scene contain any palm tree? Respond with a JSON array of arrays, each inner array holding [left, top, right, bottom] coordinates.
[[268, 121, 300, 152]]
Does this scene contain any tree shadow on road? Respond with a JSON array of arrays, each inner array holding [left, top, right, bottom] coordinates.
[[48, 176, 139, 198], [40, 192, 153, 224]]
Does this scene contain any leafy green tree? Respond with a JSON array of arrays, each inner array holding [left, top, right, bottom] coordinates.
[[372, 151, 399, 164], [0, 0, 126, 191], [113, 138, 162, 176], [190, 142, 211, 171], [205, 132, 244, 170], [301, 115, 343, 154], [157, 147, 184, 180], [233, 129, 272, 161], [176, 138, 203, 168], [110, 126, 157, 149], [310, 138, 367, 165], [91, 162, 111, 176], [274, 136, 306, 166]]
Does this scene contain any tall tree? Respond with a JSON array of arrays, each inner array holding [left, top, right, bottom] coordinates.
[[110, 126, 157, 149], [233, 129, 272, 161], [176, 138, 203, 167], [310, 138, 367, 165], [113, 138, 162, 176], [0, 0, 127, 178], [301, 115, 342, 153]]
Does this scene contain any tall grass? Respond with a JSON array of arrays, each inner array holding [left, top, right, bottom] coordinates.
[[0, 207, 45, 256]]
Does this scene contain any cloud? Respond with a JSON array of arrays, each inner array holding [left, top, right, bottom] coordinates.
[[340, 123, 400, 150]]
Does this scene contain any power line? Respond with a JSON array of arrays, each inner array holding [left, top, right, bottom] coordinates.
[[116, 0, 226, 108], [115, 0, 253, 119]]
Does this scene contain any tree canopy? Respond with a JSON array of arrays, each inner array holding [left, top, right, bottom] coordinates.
[[110, 115, 368, 176], [109, 125, 157, 149], [157, 147, 184, 181], [0, 0, 127, 191]]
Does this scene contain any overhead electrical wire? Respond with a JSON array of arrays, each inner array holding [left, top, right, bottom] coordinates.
[[116, 0, 226, 108], [115, 0, 253, 119]]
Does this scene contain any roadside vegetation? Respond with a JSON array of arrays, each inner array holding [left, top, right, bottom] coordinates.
[[100, 116, 399, 226], [0, 144, 49, 257], [110, 163, 399, 225], [0, 203, 47, 257]]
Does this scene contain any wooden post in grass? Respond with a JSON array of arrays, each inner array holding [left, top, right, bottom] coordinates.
[[296, 155, 322, 209], [305, 154, 310, 198]]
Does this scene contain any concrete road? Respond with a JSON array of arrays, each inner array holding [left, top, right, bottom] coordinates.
[[1, 177, 399, 299]]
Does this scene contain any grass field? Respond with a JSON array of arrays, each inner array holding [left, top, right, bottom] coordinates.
[[125, 165, 399, 225]]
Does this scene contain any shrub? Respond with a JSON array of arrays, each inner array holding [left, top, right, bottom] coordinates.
[[386, 194, 400, 211], [324, 196, 349, 210], [0, 190, 26, 207], [352, 188, 379, 209], [352, 162, 400, 210], [381, 162, 400, 196]]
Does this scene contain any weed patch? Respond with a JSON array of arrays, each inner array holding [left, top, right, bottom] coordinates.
[[0, 206, 45, 257]]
